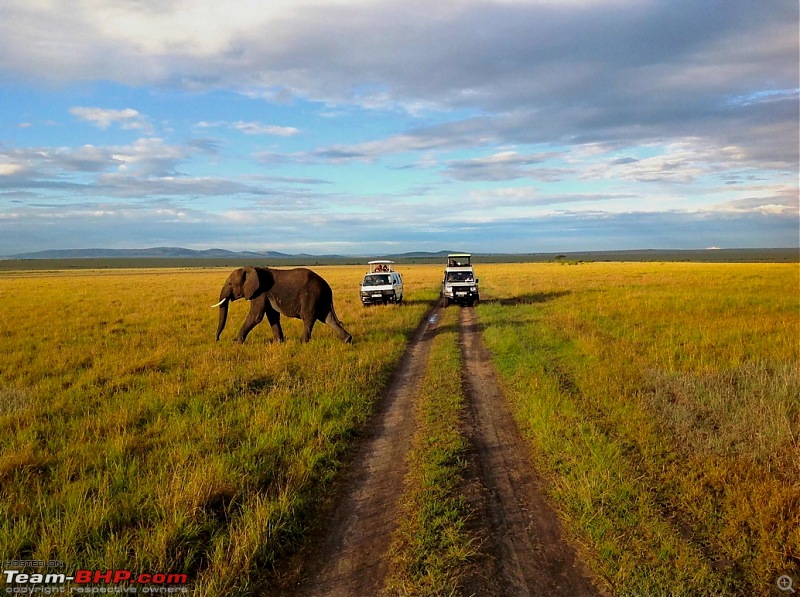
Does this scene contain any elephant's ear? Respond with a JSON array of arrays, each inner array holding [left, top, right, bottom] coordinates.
[[242, 267, 261, 299]]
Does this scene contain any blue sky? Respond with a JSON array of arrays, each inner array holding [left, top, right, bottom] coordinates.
[[0, 0, 797, 255]]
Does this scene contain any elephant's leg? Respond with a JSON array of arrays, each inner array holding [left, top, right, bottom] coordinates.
[[325, 311, 353, 343], [298, 297, 319, 343], [265, 305, 284, 343], [301, 316, 316, 343], [236, 295, 266, 343]]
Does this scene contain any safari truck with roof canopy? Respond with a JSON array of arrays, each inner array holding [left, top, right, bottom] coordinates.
[[441, 253, 479, 306], [360, 260, 404, 305]]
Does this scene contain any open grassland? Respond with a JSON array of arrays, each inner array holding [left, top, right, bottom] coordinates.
[[0, 265, 442, 595], [386, 305, 476, 595], [2, 261, 797, 596], [476, 262, 799, 596]]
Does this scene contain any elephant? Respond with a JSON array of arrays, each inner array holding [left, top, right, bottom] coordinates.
[[212, 266, 352, 344]]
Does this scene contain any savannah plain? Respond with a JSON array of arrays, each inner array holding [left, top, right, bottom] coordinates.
[[0, 261, 798, 596]]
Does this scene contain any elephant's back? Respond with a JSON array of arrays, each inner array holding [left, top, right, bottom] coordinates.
[[274, 267, 334, 302], [292, 268, 332, 293]]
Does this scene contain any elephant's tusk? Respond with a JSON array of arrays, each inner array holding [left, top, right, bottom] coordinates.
[[210, 298, 228, 308]]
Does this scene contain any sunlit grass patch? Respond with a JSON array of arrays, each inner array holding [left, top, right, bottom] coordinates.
[[476, 262, 799, 596], [0, 265, 442, 595]]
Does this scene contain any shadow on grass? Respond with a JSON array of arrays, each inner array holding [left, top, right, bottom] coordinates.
[[491, 291, 572, 306]]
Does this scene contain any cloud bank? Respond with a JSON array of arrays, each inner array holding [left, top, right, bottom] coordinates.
[[0, 0, 796, 254]]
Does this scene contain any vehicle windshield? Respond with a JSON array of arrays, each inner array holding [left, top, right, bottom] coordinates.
[[447, 257, 470, 267], [363, 274, 391, 286], [446, 271, 473, 283]]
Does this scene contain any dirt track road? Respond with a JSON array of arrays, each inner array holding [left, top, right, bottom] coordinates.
[[281, 309, 441, 597], [458, 307, 599, 596], [280, 306, 602, 596]]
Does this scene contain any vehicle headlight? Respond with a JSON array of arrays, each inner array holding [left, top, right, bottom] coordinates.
[[445, 285, 453, 293]]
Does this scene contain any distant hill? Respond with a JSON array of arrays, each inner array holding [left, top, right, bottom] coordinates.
[[2, 247, 462, 261], [388, 251, 453, 259], [5, 247, 302, 260], [2, 247, 796, 269]]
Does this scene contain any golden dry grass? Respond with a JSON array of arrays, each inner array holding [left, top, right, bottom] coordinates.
[[0, 264, 442, 595], [476, 262, 799, 595], [2, 260, 796, 596]]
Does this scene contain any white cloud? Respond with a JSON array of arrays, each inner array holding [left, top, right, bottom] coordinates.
[[231, 121, 299, 136], [578, 139, 774, 185], [0, 164, 23, 176], [197, 120, 300, 136], [443, 150, 565, 181], [712, 187, 800, 216], [0, 138, 239, 196], [70, 107, 152, 132]]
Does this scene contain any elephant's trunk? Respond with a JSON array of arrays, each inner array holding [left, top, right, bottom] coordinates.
[[215, 299, 229, 341], [214, 287, 231, 341]]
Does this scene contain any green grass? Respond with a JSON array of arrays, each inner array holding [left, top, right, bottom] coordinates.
[[386, 306, 476, 596], [476, 262, 799, 596], [0, 266, 442, 595]]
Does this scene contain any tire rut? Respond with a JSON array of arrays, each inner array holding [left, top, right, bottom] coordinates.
[[458, 306, 603, 597], [279, 307, 441, 597]]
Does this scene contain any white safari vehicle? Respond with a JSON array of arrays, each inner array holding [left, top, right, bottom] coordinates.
[[441, 253, 479, 306], [360, 260, 404, 305]]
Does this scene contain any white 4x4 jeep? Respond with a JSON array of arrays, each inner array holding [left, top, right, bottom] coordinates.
[[441, 253, 479, 306], [360, 260, 404, 305]]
